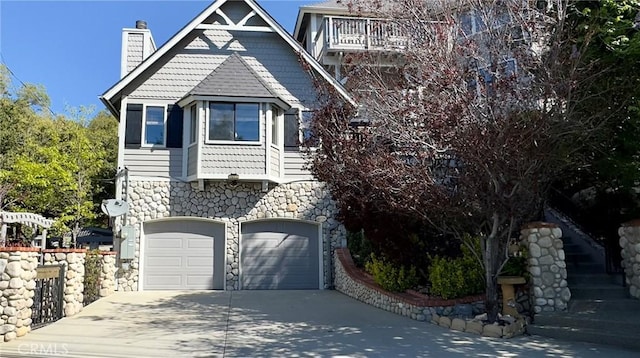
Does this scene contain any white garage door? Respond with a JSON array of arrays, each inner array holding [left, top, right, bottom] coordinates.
[[143, 219, 225, 290], [241, 220, 320, 290]]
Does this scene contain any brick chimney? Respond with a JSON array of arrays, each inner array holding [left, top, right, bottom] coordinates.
[[120, 20, 156, 78]]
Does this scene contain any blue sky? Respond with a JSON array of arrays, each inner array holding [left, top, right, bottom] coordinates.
[[0, 0, 316, 116]]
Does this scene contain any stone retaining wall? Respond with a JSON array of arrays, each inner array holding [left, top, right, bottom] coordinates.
[[0, 248, 117, 343], [118, 180, 345, 291], [335, 248, 485, 320], [0, 248, 39, 342], [522, 223, 570, 313], [98, 252, 116, 297], [334, 249, 530, 338], [43, 250, 86, 316], [619, 221, 640, 299]]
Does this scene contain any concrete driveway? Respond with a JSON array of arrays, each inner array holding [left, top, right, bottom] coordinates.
[[0, 290, 637, 357]]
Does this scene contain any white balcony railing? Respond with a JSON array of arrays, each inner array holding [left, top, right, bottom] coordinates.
[[323, 16, 408, 53]]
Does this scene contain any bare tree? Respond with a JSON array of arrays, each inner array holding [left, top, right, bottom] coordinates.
[[309, 0, 599, 322]]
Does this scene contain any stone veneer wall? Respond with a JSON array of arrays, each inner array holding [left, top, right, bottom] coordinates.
[[0, 248, 39, 342], [334, 248, 485, 321], [98, 252, 116, 297], [334, 248, 527, 338], [619, 220, 640, 299], [43, 250, 86, 316], [522, 223, 570, 313], [119, 180, 345, 291]]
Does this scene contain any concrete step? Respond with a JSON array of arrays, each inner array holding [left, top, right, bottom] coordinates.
[[570, 284, 629, 300], [562, 243, 583, 253], [565, 252, 596, 264], [530, 302, 640, 351], [566, 261, 605, 274], [527, 324, 640, 352], [567, 273, 625, 286], [535, 309, 640, 331], [569, 298, 640, 313]]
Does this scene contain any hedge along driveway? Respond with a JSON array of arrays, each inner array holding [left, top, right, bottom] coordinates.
[[0, 291, 637, 357]]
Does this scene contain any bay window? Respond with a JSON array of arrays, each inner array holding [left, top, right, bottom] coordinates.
[[208, 102, 260, 142]]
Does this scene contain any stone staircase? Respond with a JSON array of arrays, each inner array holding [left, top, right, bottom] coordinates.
[[527, 208, 640, 351]]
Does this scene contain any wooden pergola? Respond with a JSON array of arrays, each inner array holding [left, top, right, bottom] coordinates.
[[0, 211, 55, 250]]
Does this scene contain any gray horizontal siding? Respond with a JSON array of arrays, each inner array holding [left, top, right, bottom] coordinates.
[[187, 145, 198, 177], [201, 145, 266, 176], [270, 146, 280, 177], [124, 148, 182, 178], [283, 150, 312, 178]]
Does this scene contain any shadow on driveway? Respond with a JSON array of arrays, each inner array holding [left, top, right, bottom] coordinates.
[[1, 290, 638, 357]]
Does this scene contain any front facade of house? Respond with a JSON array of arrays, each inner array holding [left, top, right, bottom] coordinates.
[[101, 0, 352, 291]]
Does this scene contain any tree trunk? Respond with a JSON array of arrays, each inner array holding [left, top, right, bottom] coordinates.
[[484, 213, 502, 323]]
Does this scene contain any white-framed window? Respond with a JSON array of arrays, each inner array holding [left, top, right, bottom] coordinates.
[[207, 102, 260, 143], [468, 58, 517, 97], [271, 105, 279, 146], [284, 109, 317, 148], [300, 110, 315, 146], [459, 9, 511, 37], [142, 105, 166, 147], [189, 104, 197, 145]]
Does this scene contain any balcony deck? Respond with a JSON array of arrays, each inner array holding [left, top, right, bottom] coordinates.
[[314, 16, 408, 57]]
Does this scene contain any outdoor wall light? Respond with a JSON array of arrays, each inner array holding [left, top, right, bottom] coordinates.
[[227, 173, 240, 187]]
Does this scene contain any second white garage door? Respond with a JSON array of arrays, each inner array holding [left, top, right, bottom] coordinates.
[[241, 220, 321, 290], [143, 219, 226, 290]]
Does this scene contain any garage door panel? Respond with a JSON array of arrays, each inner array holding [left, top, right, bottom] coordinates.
[[241, 220, 320, 290], [186, 256, 214, 268], [147, 238, 184, 249], [143, 220, 226, 290], [187, 238, 214, 249], [146, 256, 182, 268]]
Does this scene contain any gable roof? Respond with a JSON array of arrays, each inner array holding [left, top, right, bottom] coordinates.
[[100, 0, 355, 116], [187, 52, 280, 99], [179, 52, 290, 109]]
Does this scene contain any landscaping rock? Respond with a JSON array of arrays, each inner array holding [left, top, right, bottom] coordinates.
[[482, 324, 503, 338], [438, 316, 452, 329], [451, 318, 466, 331]]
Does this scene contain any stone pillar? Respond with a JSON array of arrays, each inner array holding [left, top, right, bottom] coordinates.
[[521, 222, 570, 313], [43, 249, 86, 316], [0, 247, 39, 342], [619, 220, 640, 299], [99, 252, 116, 297]]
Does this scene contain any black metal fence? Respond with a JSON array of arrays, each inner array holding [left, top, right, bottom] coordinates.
[[31, 264, 65, 329]]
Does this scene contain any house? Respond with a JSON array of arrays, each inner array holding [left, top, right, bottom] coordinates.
[[100, 0, 354, 291], [294, 0, 407, 82]]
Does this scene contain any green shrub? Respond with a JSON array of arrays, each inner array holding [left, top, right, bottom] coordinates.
[[428, 237, 485, 299], [347, 229, 373, 268], [365, 254, 419, 292], [83, 249, 101, 306]]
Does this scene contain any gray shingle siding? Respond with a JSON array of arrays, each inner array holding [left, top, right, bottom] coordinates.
[[270, 147, 280, 176], [188, 53, 279, 99], [201, 145, 266, 175], [187, 145, 198, 177], [127, 30, 318, 108], [127, 33, 144, 73]]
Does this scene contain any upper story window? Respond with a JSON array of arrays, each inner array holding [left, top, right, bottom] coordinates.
[[189, 105, 197, 145], [143, 105, 166, 146], [124, 103, 183, 149], [284, 109, 316, 148], [208, 102, 260, 142], [271, 106, 279, 146]]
